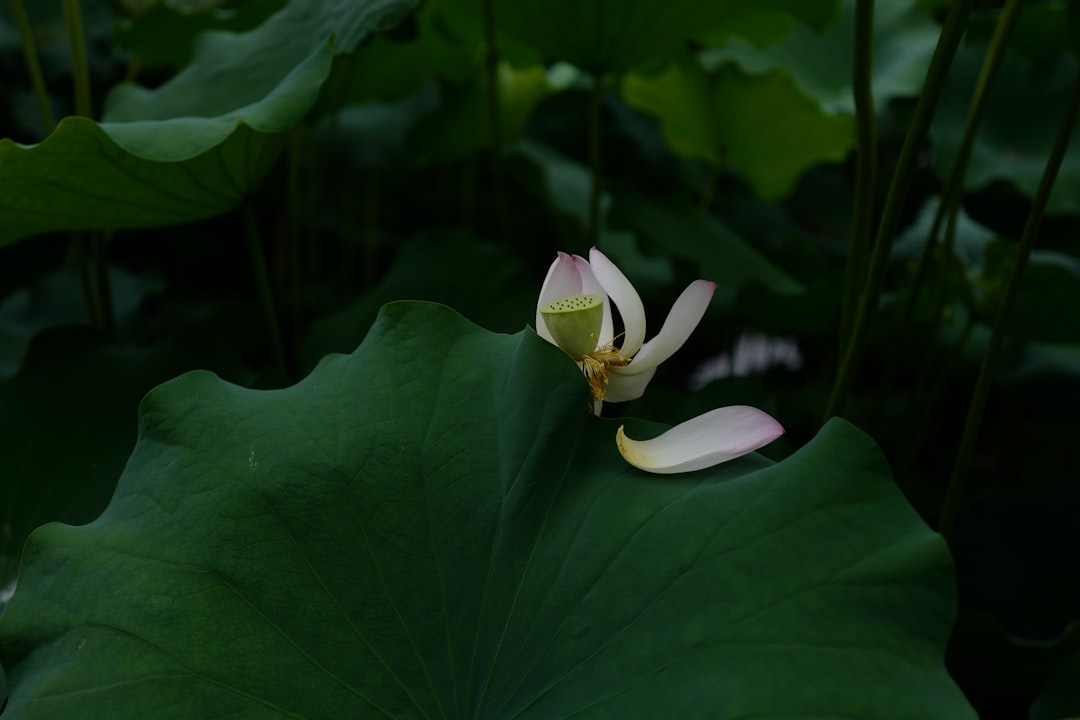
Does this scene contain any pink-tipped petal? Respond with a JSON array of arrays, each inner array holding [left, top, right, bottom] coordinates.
[[604, 365, 657, 403], [536, 252, 582, 343], [621, 280, 716, 374], [616, 405, 784, 474], [589, 247, 646, 356]]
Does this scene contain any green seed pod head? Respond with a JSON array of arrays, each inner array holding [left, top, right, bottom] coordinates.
[[540, 294, 604, 360]]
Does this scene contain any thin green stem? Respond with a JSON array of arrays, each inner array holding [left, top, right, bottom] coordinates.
[[10, 0, 55, 134], [899, 313, 976, 476], [286, 128, 303, 354], [895, 0, 1022, 375], [243, 206, 290, 379], [698, 161, 720, 212], [62, 0, 93, 118], [839, 0, 877, 360], [75, 232, 112, 333], [825, 0, 975, 420], [483, 0, 506, 239], [460, 156, 477, 228], [939, 68, 1080, 540], [587, 72, 604, 247], [363, 166, 380, 292]]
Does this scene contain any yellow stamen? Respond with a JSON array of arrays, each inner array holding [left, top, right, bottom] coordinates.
[[578, 343, 631, 402]]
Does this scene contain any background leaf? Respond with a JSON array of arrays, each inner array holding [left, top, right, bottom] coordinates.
[[1031, 652, 1080, 720], [622, 58, 854, 200], [491, 0, 841, 73], [702, 0, 941, 114], [0, 0, 419, 245], [608, 193, 804, 304], [112, 0, 288, 71], [0, 302, 972, 718], [933, 43, 1080, 214]]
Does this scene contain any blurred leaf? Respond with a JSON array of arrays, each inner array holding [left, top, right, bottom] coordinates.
[[892, 197, 996, 269], [702, 0, 941, 114], [609, 193, 804, 304], [0, 0, 420, 245], [1031, 651, 1080, 720], [693, 0, 843, 49], [984, 3, 1071, 60], [492, 0, 841, 73], [106, 0, 417, 123], [113, 0, 287, 71], [623, 58, 853, 200], [317, 86, 439, 169], [431, 0, 541, 68], [300, 230, 536, 370], [933, 45, 1080, 214], [408, 62, 554, 161], [1070, 0, 1080, 59], [977, 238, 1080, 344], [0, 267, 162, 377], [510, 140, 640, 256], [0, 302, 973, 718], [312, 1, 474, 112]]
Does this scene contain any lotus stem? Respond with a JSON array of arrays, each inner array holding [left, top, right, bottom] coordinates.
[[839, 0, 877, 360], [939, 66, 1080, 539], [825, 0, 975, 420], [244, 205, 290, 380], [892, 0, 1022, 400], [9, 0, 55, 134], [62, 0, 93, 118]]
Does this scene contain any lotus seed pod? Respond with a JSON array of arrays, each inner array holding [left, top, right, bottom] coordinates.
[[540, 294, 604, 360]]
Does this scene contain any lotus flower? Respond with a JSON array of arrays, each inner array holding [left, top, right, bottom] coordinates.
[[536, 247, 716, 407], [536, 247, 784, 473]]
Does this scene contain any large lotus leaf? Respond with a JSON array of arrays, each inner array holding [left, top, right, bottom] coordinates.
[[0, 325, 250, 589], [299, 230, 536, 371], [622, 58, 853, 200], [702, 0, 941, 114], [491, 0, 841, 73], [0, 0, 419, 245], [932, 44, 1080, 215], [0, 302, 973, 718]]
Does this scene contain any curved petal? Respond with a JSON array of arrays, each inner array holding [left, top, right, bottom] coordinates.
[[604, 365, 657, 403], [536, 252, 583, 343], [620, 280, 716, 374], [589, 247, 646, 356], [575, 254, 613, 348], [615, 405, 784, 474]]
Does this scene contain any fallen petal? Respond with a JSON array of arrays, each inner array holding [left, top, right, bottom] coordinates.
[[623, 279, 716, 373], [589, 247, 646, 356], [616, 406, 784, 474]]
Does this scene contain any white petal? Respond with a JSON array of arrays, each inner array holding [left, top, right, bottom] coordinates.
[[604, 365, 657, 403], [621, 280, 716, 374], [575, 254, 613, 347], [536, 252, 582, 344], [615, 405, 784, 474], [589, 247, 646, 356]]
